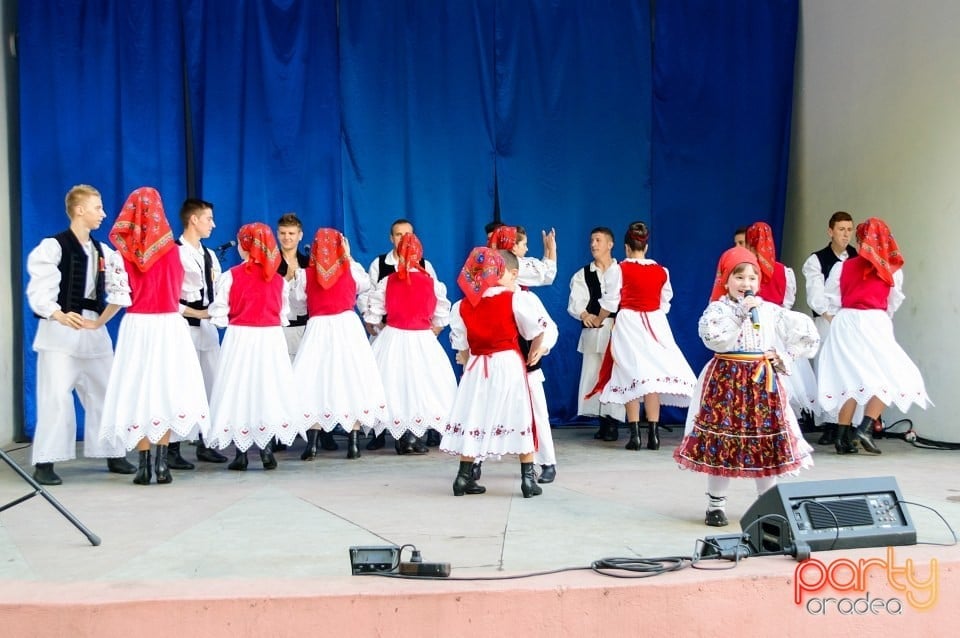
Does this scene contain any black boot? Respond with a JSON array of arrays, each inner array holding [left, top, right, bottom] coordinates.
[[319, 430, 339, 451], [228, 449, 249, 470], [166, 442, 195, 470], [817, 422, 838, 446], [411, 433, 429, 455], [154, 445, 173, 484], [197, 436, 228, 463], [452, 461, 486, 496], [107, 456, 137, 474], [602, 418, 620, 442], [835, 425, 859, 455], [260, 442, 278, 470], [33, 463, 62, 486], [347, 430, 361, 459], [366, 431, 386, 451], [594, 417, 609, 440], [426, 429, 442, 446], [133, 450, 152, 485], [395, 431, 414, 455], [272, 436, 288, 452], [646, 421, 661, 451], [520, 462, 542, 498], [300, 429, 319, 461], [538, 464, 556, 484], [855, 417, 882, 454], [471, 461, 483, 481], [624, 421, 641, 450]]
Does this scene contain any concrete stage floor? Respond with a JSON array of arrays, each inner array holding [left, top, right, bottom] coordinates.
[[2, 425, 959, 636]]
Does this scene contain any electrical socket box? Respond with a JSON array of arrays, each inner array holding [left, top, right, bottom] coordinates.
[[349, 545, 400, 574]]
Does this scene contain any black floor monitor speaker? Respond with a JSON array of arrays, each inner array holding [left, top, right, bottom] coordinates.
[[739, 476, 916, 554]]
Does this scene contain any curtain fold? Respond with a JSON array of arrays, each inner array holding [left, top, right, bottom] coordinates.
[[19, 0, 189, 437], [493, 0, 653, 421], [182, 0, 341, 265], [652, 0, 799, 372], [339, 0, 496, 280]]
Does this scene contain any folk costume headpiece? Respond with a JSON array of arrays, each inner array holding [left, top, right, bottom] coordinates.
[[710, 246, 760, 301], [237, 222, 281, 281], [488, 225, 518, 251], [745, 221, 776, 283], [457, 247, 505, 307], [310, 228, 350, 289], [855, 217, 903, 286], [109, 187, 174, 272], [396, 233, 424, 282]]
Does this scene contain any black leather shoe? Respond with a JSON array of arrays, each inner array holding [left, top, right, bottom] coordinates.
[[395, 432, 414, 455], [646, 421, 661, 451], [300, 430, 319, 461], [133, 451, 152, 485], [272, 436, 288, 452], [817, 423, 838, 445], [366, 431, 386, 451], [107, 456, 137, 474], [835, 426, 859, 455], [260, 444, 278, 470], [602, 420, 620, 442], [319, 430, 339, 451], [33, 463, 62, 486], [705, 509, 729, 527], [197, 444, 228, 463], [347, 430, 361, 459], [537, 464, 556, 484], [855, 417, 882, 454], [411, 435, 429, 455], [471, 461, 482, 481], [166, 443, 195, 470], [624, 422, 641, 450], [228, 450, 249, 471], [452, 461, 486, 496], [154, 445, 173, 484], [520, 462, 543, 498], [426, 429, 442, 447]]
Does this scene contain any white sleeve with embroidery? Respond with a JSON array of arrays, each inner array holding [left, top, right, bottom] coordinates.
[[432, 278, 452, 328], [103, 250, 132, 307], [207, 270, 234, 328], [661, 267, 674, 314], [363, 277, 388, 325], [698, 299, 745, 353], [448, 301, 468, 351], [783, 266, 797, 310]]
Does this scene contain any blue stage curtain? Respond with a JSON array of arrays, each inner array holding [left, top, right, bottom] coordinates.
[[493, 0, 653, 422], [18, 0, 190, 438], [651, 0, 799, 375], [339, 0, 497, 281], [182, 0, 341, 263]]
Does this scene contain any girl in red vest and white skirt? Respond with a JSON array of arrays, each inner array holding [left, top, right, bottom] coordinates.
[[673, 247, 819, 527], [745, 221, 821, 426], [816, 217, 931, 454], [587, 221, 697, 451], [99, 187, 210, 485], [440, 248, 553, 498], [293, 228, 388, 460], [364, 233, 457, 454], [205, 223, 304, 469]]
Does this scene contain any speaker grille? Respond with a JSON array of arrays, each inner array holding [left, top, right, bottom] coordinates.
[[802, 498, 874, 529]]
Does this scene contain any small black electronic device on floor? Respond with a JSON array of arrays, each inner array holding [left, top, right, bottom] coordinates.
[[349, 545, 400, 574]]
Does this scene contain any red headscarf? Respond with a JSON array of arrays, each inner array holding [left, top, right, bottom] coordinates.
[[237, 222, 281, 281], [856, 217, 903, 286], [745, 221, 776, 283], [109, 187, 174, 272], [396, 233, 424, 281], [457, 247, 505, 307], [309, 228, 350, 289], [710, 246, 760, 301], [488, 225, 518, 251]]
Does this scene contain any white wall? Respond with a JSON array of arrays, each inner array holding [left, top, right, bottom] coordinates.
[[1, 0, 15, 447], [785, 0, 959, 441]]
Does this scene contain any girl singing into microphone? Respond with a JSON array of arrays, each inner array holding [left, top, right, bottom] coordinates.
[[674, 247, 819, 527]]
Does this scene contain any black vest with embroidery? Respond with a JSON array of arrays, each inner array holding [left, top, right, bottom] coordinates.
[[811, 244, 857, 317], [582, 264, 616, 328], [278, 251, 310, 326], [176, 239, 215, 327], [51, 230, 106, 315]]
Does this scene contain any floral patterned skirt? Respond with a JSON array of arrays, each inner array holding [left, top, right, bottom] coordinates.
[[673, 354, 808, 478]]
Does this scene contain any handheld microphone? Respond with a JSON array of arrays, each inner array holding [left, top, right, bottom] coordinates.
[[214, 240, 237, 252], [743, 290, 760, 330]]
